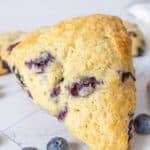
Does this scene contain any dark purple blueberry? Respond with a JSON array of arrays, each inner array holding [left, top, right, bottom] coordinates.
[[7, 42, 20, 52], [50, 86, 61, 97], [26, 90, 33, 99], [22, 147, 38, 150], [25, 52, 54, 73], [47, 137, 69, 150], [67, 77, 101, 97], [1, 60, 10, 71], [122, 72, 136, 82], [15, 71, 26, 87], [57, 107, 68, 121], [128, 31, 137, 37], [136, 47, 145, 57], [134, 114, 150, 134], [128, 119, 133, 141], [12, 66, 32, 99]]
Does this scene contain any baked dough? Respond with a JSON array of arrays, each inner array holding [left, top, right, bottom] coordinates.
[[11, 14, 136, 150]]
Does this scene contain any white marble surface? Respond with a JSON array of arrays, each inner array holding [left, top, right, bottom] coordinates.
[[0, 132, 20, 150], [0, 0, 150, 150]]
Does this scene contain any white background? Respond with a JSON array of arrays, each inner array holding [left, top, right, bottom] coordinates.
[[0, 0, 150, 150], [0, 0, 137, 31]]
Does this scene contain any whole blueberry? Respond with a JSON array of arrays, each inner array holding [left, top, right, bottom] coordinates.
[[47, 137, 69, 150], [134, 114, 150, 134], [22, 147, 38, 150]]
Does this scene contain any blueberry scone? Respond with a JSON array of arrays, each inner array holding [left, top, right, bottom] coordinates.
[[124, 21, 146, 57], [0, 32, 26, 75], [11, 15, 136, 150]]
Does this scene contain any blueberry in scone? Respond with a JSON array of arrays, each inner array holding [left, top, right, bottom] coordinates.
[[7, 41, 21, 52], [0, 31, 26, 75], [66, 76, 102, 97], [12, 66, 33, 98], [0, 59, 10, 75], [10, 14, 136, 150], [25, 51, 55, 74], [124, 21, 146, 57]]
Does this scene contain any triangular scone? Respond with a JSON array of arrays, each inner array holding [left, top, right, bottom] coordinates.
[[10, 14, 136, 150], [0, 32, 26, 75]]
